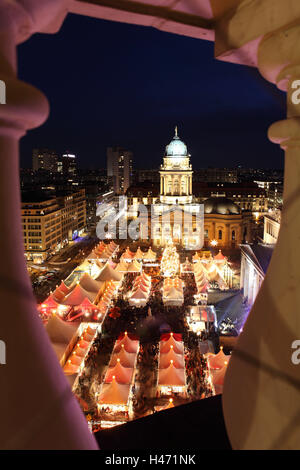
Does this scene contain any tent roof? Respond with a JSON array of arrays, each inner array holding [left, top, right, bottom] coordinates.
[[160, 337, 184, 354], [159, 349, 185, 369], [40, 295, 59, 309], [104, 361, 133, 384], [127, 260, 142, 272], [98, 380, 130, 405], [214, 249, 226, 261], [62, 284, 96, 306], [46, 314, 78, 345], [115, 261, 129, 272], [158, 363, 185, 386], [114, 335, 139, 354], [95, 263, 122, 282], [109, 348, 136, 368], [208, 349, 230, 370], [130, 287, 148, 300], [78, 297, 97, 310], [79, 273, 103, 293], [164, 287, 183, 299], [134, 247, 144, 258]]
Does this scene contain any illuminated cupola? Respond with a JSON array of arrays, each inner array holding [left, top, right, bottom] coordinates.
[[160, 126, 193, 204]]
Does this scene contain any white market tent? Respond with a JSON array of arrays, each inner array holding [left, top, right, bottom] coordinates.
[[115, 260, 129, 272], [104, 360, 134, 384], [160, 337, 184, 354], [127, 260, 142, 273], [62, 284, 97, 306], [98, 379, 131, 406], [95, 263, 122, 282], [109, 348, 137, 368], [79, 273, 104, 293], [114, 334, 139, 354], [158, 362, 186, 387], [159, 349, 185, 369], [46, 314, 78, 345]]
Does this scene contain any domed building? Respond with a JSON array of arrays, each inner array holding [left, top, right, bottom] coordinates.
[[203, 196, 252, 248], [160, 127, 193, 205]]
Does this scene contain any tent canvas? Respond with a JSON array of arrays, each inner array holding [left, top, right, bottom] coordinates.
[[98, 380, 130, 405], [62, 284, 96, 306], [158, 363, 185, 386], [46, 314, 78, 345], [104, 361, 133, 384]]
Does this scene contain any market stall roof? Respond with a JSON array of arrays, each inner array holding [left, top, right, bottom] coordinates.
[[114, 335, 139, 354], [40, 295, 59, 310], [134, 247, 144, 259], [56, 281, 70, 295], [115, 260, 129, 272], [95, 263, 122, 282], [77, 297, 98, 311], [129, 287, 148, 301], [214, 250, 227, 261], [62, 284, 96, 306], [164, 287, 184, 300], [158, 363, 185, 386], [46, 314, 78, 345], [98, 379, 131, 405], [52, 288, 66, 303], [160, 337, 184, 354], [104, 360, 134, 384], [127, 260, 142, 272], [159, 349, 185, 369], [79, 273, 104, 293], [109, 348, 136, 368], [208, 348, 230, 370]]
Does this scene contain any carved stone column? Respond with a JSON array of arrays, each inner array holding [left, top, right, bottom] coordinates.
[[223, 24, 300, 450], [0, 0, 97, 450]]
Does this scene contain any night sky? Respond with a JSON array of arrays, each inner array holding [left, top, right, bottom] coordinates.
[[18, 13, 286, 170]]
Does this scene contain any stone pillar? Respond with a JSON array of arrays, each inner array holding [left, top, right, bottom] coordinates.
[[223, 24, 300, 450], [0, 0, 97, 450]]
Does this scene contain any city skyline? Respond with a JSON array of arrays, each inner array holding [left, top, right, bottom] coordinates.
[[18, 13, 286, 170]]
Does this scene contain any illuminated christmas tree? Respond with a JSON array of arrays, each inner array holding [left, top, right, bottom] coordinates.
[[161, 241, 180, 277]]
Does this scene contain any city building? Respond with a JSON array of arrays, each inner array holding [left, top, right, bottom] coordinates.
[[107, 146, 133, 195], [240, 243, 274, 307], [32, 148, 58, 172], [193, 182, 268, 213], [22, 189, 86, 263], [194, 168, 238, 183], [263, 210, 281, 245], [159, 126, 193, 205], [57, 152, 78, 176], [203, 197, 252, 248]]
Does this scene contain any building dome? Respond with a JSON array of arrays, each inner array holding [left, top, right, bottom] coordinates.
[[165, 127, 188, 157], [204, 197, 240, 215]]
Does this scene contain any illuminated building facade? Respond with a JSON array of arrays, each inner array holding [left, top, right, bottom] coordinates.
[[159, 127, 193, 205], [22, 189, 86, 263]]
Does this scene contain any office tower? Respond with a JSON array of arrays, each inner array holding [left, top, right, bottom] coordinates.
[[58, 152, 78, 176], [32, 149, 58, 172], [107, 146, 133, 195]]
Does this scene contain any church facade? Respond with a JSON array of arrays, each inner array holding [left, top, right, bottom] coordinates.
[[126, 128, 253, 249]]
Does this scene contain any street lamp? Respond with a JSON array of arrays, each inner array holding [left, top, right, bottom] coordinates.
[[210, 239, 218, 247]]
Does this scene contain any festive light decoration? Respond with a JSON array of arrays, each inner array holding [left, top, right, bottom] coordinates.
[[160, 242, 180, 277]]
